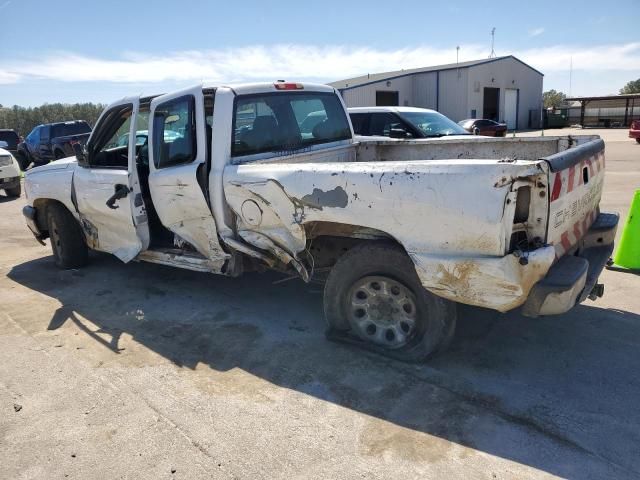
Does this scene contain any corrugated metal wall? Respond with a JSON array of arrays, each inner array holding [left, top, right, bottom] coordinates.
[[438, 68, 469, 121], [340, 76, 414, 108], [411, 72, 438, 109], [338, 57, 543, 129]]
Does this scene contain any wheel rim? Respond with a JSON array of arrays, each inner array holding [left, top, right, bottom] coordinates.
[[347, 276, 418, 349]]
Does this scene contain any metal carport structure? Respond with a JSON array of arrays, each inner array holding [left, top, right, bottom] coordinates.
[[566, 94, 640, 127]]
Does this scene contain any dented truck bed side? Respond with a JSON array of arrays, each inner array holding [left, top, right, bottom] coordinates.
[[224, 157, 555, 312]]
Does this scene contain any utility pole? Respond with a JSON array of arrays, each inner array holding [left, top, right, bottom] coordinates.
[[489, 27, 496, 58], [569, 56, 573, 98]]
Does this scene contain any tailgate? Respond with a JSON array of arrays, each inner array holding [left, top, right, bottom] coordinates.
[[545, 139, 605, 258]]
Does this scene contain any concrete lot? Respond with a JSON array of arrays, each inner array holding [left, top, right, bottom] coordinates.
[[1, 129, 639, 479]]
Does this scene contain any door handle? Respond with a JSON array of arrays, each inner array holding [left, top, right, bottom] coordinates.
[[106, 184, 130, 210]]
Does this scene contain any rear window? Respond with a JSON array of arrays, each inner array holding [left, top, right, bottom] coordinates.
[[51, 122, 91, 138], [0, 131, 19, 148], [232, 92, 351, 157]]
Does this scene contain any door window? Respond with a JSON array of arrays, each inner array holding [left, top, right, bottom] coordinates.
[[368, 112, 406, 137], [152, 96, 196, 169], [40, 126, 50, 143], [349, 113, 368, 135], [86, 104, 133, 168]]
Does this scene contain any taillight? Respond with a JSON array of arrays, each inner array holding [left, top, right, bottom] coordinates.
[[274, 82, 304, 90]]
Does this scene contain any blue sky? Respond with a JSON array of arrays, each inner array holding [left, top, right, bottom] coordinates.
[[1, 0, 639, 106]]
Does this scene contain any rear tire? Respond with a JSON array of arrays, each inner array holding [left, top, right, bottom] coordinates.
[[5, 183, 21, 197], [324, 243, 456, 363], [46, 203, 88, 269], [473, 127, 480, 135], [636, 138, 640, 144]]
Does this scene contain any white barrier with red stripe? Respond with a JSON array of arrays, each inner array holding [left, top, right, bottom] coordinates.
[[548, 150, 605, 258]]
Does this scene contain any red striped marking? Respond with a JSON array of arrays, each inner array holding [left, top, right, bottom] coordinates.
[[561, 232, 572, 252], [566, 165, 576, 193], [551, 172, 563, 202], [573, 221, 582, 241]]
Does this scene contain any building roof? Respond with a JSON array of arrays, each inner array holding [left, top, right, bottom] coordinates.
[[329, 55, 544, 91], [565, 94, 640, 108]]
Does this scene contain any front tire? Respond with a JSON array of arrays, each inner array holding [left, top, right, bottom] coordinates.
[[46, 203, 88, 269], [5, 183, 21, 197], [323, 243, 456, 363], [16, 152, 29, 171], [636, 138, 640, 144], [473, 127, 480, 135]]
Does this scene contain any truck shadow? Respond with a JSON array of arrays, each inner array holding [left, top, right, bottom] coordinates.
[[7, 254, 640, 479]]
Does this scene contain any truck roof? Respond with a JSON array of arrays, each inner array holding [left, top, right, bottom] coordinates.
[[202, 81, 337, 95], [348, 106, 439, 114]]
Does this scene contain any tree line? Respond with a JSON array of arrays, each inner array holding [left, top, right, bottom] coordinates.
[[0, 103, 106, 137]]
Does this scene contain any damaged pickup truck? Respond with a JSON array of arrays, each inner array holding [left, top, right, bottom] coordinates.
[[22, 82, 618, 362]]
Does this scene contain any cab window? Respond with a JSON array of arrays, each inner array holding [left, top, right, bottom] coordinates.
[[232, 92, 351, 157]]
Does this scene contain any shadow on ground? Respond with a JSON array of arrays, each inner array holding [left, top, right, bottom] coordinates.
[[8, 254, 640, 478]]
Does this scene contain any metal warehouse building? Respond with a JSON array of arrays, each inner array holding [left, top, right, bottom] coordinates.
[[330, 55, 544, 129]]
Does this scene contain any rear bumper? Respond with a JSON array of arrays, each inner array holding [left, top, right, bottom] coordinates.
[[629, 129, 640, 139], [522, 212, 618, 317]]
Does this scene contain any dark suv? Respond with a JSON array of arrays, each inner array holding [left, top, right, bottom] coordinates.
[[16, 120, 91, 170], [0, 129, 21, 158]]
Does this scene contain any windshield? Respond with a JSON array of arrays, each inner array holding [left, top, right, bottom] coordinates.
[[399, 111, 469, 137]]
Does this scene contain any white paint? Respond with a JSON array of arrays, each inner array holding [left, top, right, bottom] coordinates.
[[23, 82, 608, 315], [0, 147, 21, 182], [504, 89, 518, 129]]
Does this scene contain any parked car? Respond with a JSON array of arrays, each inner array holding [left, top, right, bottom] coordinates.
[[348, 107, 470, 139], [458, 119, 508, 137], [629, 119, 640, 144], [0, 129, 21, 158], [16, 120, 91, 170], [0, 141, 22, 197], [23, 82, 616, 362]]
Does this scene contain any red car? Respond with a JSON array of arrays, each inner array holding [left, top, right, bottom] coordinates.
[[630, 120, 640, 144], [458, 119, 508, 137]]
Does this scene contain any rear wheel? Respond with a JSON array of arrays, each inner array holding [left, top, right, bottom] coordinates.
[[5, 183, 21, 197], [54, 150, 65, 160], [473, 127, 480, 135], [324, 243, 456, 363], [636, 138, 640, 144], [46, 203, 88, 269]]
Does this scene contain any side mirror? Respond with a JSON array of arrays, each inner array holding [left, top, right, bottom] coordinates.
[[0, 140, 8, 148], [73, 142, 89, 167], [389, 127, 410, 139]]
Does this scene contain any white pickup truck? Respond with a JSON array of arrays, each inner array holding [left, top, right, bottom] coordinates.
[[22, 82, 618, 362]]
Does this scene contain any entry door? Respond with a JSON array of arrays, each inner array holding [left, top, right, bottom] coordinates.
[[73, 98, 150, 262], [147, 86, 228, 265], [376, 91, 399, 106], [504, 89, 518, 129]]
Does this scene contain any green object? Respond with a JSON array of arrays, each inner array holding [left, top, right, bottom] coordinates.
[[612, 190, 640, 271]]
